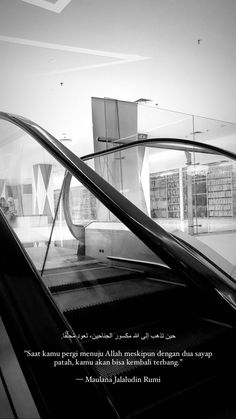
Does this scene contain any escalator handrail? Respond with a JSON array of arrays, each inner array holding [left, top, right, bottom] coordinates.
[[1, 112, 236, 315], [80, 137, 236, 161]]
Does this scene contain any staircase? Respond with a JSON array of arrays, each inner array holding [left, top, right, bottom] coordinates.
[[43, 260, 236, 418]]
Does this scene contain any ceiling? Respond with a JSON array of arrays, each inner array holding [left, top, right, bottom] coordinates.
[[1, 0, 236, 154]]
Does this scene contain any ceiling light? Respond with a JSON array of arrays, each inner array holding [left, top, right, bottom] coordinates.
[[134, 98, 152, 103]]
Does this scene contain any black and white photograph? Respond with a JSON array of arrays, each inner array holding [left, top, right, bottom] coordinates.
[[1, 1, 236, 418]]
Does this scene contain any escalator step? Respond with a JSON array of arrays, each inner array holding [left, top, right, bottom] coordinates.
[[53, 278, 177, 312], [44, 264, 143, 292], [85, 318, 231, 377], [57, 280, 188, 334]]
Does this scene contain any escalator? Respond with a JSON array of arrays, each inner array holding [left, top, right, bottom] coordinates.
[[43, 259, 236, 418], [0, 112, 236, 418]]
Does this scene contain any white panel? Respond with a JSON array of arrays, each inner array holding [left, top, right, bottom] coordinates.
[[21, 0, 72, 13], [36, 168, 46, 214], [140, 148, 151, 216]]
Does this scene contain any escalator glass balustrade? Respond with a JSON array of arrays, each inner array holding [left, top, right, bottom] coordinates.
[[82, 140, 236, 281]]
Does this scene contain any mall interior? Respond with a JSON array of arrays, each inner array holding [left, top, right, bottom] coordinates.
[[1, 1, 236, 419]]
